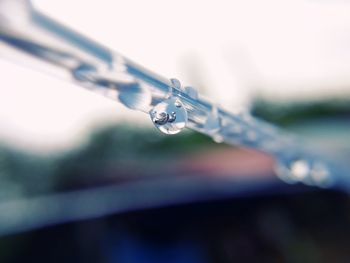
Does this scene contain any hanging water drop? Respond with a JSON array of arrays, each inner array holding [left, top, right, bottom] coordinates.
[[150, 97, 188, 135]]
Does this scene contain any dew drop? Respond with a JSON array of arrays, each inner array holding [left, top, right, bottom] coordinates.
[[72, 63, 96, 82], [310, 162, 333, 188], [275, 159, 311, 184], [204, 106, 221, 135], [184, 86, 198, 100], [72, 63, 151, 112], [174, 99, 182, 108], [290, 159, 310, 180], [117, 82, 152, 111], [150, 97, 188, 135], [213, 135, 224, 143], [170, 78, 182, 90]]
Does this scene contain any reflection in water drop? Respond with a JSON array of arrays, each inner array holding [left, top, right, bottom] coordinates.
[[150, 97, 188, 135], [153, 112, 169, 125], [174, 99, 182, 108]]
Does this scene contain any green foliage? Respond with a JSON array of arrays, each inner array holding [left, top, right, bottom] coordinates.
[[252, 98, 350, 126], [0, 124, 215, 198]]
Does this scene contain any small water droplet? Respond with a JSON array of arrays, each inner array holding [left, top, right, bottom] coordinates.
[[72, 64, 151, 111], [174, 100, 182, 108], [72, 63, 96, 81], [184, 86, 198, 99], [275, 159, 311, 183], [153, 112, 169, 125], [117, 82, 152, 111], [111, 54, 127, 71], [290, 160, 310, 180], [204, 106, 221, 135], [213, 135, 224, 143], [170, 78, 182, 90], [150, 97, 188, 135], [310, 162, 333, 188]]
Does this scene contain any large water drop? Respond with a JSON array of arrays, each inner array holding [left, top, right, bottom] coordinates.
[[150, 97, 188, 135]]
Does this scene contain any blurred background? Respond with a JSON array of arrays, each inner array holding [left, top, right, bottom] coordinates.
[[0, 0, 350, 262]]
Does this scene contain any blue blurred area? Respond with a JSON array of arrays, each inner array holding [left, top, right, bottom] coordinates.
[[107, 234, 206, 263]]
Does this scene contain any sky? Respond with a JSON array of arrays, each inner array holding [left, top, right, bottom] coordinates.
[[1, 0, 350, 152]]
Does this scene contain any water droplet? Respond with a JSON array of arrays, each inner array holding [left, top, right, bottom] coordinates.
[[174, 99, 182, 108], [72, 63, 96, 81], [290, 160, 310, 180], [184, 86, 198, 100], [310, 162, 333, 188], [275, 159, 311, 184], [204, 106, 221, 135], [213, 135, 224, 143], [150, 97, 188, 135], [72, 64, 151, 112], [170, 78, 182, 90], [117, 82, 152, 111], [111, 54, 127, 72]]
